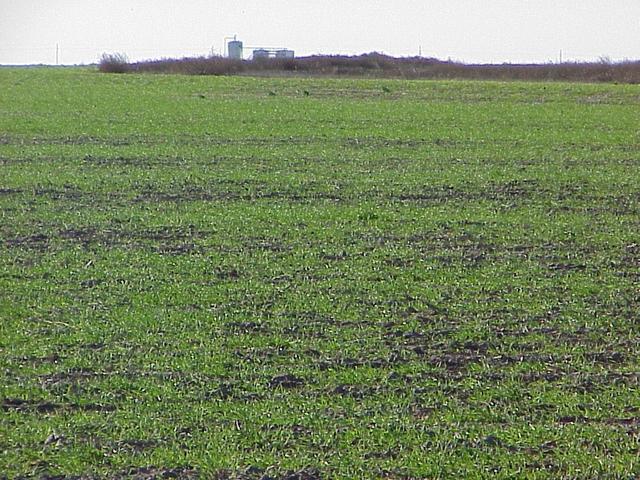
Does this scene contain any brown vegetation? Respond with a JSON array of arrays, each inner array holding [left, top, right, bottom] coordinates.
[[98, 52, 130, 73], [99, 52, 640, 83]]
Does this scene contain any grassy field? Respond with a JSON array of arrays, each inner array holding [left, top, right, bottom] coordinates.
[[1, 67, 639, 479]]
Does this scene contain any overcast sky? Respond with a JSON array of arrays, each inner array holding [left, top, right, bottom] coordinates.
[[1, 0, 639, 65]]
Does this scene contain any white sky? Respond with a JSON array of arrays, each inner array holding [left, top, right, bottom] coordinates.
[[1, 0, 639, 65]]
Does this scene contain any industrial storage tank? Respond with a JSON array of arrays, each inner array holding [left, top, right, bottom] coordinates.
[[228, 40, 243, 59], [253, 49, 270, 59], [275, 49, 295, 59]]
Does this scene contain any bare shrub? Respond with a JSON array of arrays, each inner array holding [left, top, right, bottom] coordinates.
[[98, 53, 130, 73], [116, 56, 245, 76], [97, 51, 640, 83]]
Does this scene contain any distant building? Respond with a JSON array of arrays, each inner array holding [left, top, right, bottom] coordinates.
[[228, 40, 243, 59], [253, 48, 295, 59], [253, 49, 270, 59], [275, 49, 295, 59]]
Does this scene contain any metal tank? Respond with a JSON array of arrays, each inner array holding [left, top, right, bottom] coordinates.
[[275, 50, 295, 59], [228, 40, 243, 59], [253, 49, 270, 59]]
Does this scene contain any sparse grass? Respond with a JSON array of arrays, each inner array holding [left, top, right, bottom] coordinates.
[[0, 67, 639, 479], [114, 52, 640, 83]]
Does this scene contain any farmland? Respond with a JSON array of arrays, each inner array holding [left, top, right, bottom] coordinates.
[[1, 67, 639, 478]]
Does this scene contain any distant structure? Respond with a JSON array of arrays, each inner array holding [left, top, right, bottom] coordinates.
[[275, 49, 295, 59], [252, 48, 295, 59], [227, 38, 243, 59], [253, 49, 270, 59], [226, 36, 294, 60]]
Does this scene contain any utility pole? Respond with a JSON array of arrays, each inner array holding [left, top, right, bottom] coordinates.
[[56, 43, 59, 65], [559, 49, 562, 64]]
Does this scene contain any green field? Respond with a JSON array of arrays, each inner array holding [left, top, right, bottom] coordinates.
[[1, 68, 639, 479]]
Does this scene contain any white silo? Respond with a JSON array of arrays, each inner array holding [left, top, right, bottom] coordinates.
[[228, 40, 243, 59]]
